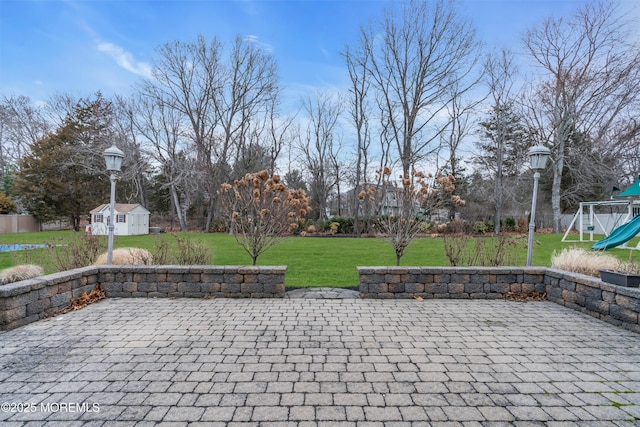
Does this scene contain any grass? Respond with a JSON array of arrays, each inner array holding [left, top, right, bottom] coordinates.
[[2, 230, 640, 288]]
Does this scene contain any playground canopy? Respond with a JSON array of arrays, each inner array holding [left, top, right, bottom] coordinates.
[[615, 175, 640, 198]]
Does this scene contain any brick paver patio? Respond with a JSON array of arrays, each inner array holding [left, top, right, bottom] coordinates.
[[1, 297, 639, 425]]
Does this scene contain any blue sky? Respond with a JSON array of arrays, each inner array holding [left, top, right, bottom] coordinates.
[[1, 0, 637, 110]]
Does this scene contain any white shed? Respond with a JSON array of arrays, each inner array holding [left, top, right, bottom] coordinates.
[[89, 203, 150, 236]]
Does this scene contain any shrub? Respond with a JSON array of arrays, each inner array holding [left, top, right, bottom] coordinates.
[[173, 234, 211, 265], [328, 216, 354, 234], [0, 264, 44, 285], [418, 221, 432, 233], [503, 217, 516, 232], [443, 234, 524, 266], [148, 234, 211, 265], [94, 248, 153, 265], [46, 233, 107, 271], [517, 216, 528, 233], [313, 219, 328, 233], [329, 222, 340, 234], [374, 168, 464, 266], [151, 235, 171, 265], [209, 218, 227, 233], [0, 192, 17, 214], [219, 170, 311, 265], [472, 221, 488, 234], [550, 247, 635, 277], [447, 220, 466, 234]]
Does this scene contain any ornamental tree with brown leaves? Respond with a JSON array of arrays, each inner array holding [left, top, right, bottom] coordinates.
[[219, 170, 311, 265], [366, 167, 464, 266]]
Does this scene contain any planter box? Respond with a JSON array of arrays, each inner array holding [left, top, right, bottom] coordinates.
[[599, 270, 640, 288]]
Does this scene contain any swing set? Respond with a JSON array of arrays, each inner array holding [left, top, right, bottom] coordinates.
[[561, 200, 638, 243]]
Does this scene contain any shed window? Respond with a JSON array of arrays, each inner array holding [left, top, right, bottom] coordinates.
[[116, 214, 126, 223], [94, 214, 103, 223]]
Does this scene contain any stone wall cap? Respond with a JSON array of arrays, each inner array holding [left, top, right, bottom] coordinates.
[[98, 265, 151, 272], [545, 268, 602, 285], [357, 266, 548, 274], [45, 269, 83, 282], [0, 279, 45, 297], [616, 286, 640, 298]]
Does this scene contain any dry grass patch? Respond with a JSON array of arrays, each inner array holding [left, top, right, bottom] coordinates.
[[0, 264, 44, 285], [94, 247, 153, 265], [550, 247, 633, 277]]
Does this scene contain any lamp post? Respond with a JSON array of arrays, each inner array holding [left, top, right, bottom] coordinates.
[[103, 144, 125, 265], [526, 145, 551, 266]]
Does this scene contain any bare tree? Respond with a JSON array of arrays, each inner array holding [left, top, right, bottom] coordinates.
[[112, 95, 151, 207], [358, 0, 480, 177], [0, 95, 50, 192], [141, 35, 280, 231], [44, 92, 83, 129], [298, 92, 343, 220], [232, 98, 293, 179], [131, 94, 195, 231], [440, 80, 484, 221], [343, 43, 373, 234], [522, 1, 640, 232], [611, 117, 640, 184], [212, 36, 280, 228], [140, 35, 222, 231]]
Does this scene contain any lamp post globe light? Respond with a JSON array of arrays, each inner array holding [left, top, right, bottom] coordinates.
[[103, 144, 125, 265], [526, 145, 551, 266]]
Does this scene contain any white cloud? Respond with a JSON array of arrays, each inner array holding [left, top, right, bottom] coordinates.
[[244, 35, 273, 53], [96, 42, 153, 79]]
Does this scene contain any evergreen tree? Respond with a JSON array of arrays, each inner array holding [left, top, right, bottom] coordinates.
[[475, 102, 533, 231], [14, 94, 115, 230]]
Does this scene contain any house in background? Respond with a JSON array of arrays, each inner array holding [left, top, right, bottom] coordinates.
[[89, 203, 150, 236]]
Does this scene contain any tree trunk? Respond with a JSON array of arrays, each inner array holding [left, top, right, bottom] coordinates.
[[170, 185, 188, 232], [551, 157, 563, 233], [205, 196, 215, 232]]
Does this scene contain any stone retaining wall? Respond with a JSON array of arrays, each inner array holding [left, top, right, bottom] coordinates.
[[99, 265, 286, 298], [2, 265, 639, 333], [0, 265, 286, 331], [0, 267, 99, 331], [357, 267, 547, 299], [358, 266, 640, 333], [545, 268, 640, 333]]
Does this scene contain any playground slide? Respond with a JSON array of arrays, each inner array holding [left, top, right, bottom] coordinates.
[[592, 215, 640, 250]]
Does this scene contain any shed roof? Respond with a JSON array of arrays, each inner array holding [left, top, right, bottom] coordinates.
[[90, 203, 150, 214]]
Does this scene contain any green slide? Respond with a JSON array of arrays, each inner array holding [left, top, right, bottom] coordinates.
[[592, 215, 640, 250]]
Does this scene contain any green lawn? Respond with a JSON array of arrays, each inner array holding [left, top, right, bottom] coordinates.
[[2, 230, 640, 288]]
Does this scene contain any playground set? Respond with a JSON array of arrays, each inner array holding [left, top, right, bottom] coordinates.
[[562, 176, 640, 250]]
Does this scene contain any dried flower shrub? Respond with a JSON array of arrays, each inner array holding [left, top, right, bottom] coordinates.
[[219, 170, 311, 265], [372, 167, 464, 265]]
